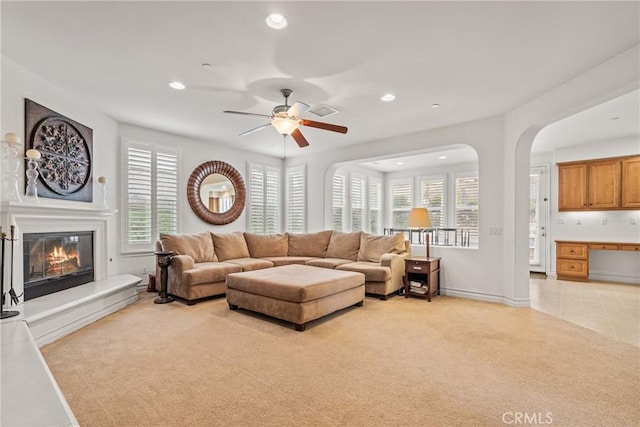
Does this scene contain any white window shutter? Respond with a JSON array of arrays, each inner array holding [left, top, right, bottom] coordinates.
[[332, 170, 346, 231], [126, 146, 152, 245], [350, 173, 365, 232], [248, 163, 281, 234], [420, 177, 445, 228], [390, 178, 413, 228], [368, 177, 382, 234], [286, 165, 306, 233], [455, 174, 479, 245]]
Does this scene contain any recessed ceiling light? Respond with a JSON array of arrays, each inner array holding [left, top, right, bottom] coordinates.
[[202, 63, 214, 71], [439, 156, 447, 160], [266, 13, 287, 29], [396, 161, 404, 165], [431, 103, 440, 108], [610, 116, 620, 120], [381, 94, 396, 102], [169, 81, 186, 90]]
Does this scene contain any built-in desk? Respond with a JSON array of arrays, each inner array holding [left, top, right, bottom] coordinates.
[[555, 240, 640, 282]]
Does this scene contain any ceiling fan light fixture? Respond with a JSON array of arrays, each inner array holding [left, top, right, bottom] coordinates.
[[271, 116, 300, 135], [266, 13, 287, 29]]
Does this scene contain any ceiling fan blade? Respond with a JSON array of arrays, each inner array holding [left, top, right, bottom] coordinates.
[[300, 119, 348, 134], [291, 129, 310, 148], [287, 101, 310, 118], [223, 110, 272, 118], [239, 123, 271, 136]]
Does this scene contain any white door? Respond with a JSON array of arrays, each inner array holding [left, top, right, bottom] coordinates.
[[529, 166, 548, 273]]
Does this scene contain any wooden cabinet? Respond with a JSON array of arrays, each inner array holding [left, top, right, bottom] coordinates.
[[558, 163, 588, 210], [556, 242, 588, 281], [556, 240, 640, 282], [558, 155, 638, 211], [621, 156, 640, 208]]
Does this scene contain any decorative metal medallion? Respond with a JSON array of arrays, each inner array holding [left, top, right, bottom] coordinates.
[[33, 118, 91, 195], [25, 99, 93, 202]]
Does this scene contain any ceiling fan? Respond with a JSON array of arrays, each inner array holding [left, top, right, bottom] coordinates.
[[223, 89, 348, 148]]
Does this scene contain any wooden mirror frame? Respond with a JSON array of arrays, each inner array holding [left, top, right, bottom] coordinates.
[[187, 161, 246, 225]]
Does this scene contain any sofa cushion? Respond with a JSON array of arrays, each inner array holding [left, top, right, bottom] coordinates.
[[325, 231, 361, 261], [305, 258, 353, 269], [261, 256, 318, 267], [224, 258, 274, 272], [160, 232, 217, 263], [182, 262, 241, 286], [357, 233, 405, 262], [244, 233, 288, 258], [211, 232, 250, 261], [287, 230, 332, 257], [337, 262, 391, 282]]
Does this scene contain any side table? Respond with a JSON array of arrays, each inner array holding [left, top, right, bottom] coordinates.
[[154, 251, 174, 304], [403, 257, 441, 302]]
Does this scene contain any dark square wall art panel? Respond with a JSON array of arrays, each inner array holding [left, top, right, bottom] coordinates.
[[25, 99, 93, 202]]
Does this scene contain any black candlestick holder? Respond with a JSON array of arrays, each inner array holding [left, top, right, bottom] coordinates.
[[1, 225, 20, 319], [154, 251, 174, 304]]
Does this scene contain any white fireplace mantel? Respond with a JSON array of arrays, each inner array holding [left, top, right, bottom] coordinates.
[[0, 200, 118, 308]]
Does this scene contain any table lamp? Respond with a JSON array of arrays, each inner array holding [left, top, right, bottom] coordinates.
[[407, 207, 432, 257]]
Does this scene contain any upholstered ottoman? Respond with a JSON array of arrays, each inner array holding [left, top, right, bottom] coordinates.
[[226, 264, 365, 331]]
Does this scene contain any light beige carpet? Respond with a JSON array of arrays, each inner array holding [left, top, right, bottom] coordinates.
[[41, 292, 639, 426]]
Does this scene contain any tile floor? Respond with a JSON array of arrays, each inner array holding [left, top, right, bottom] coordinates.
[[530, 276, 640, 347]]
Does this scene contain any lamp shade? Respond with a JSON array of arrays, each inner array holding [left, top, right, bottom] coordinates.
[[407, 207, 431, 228]]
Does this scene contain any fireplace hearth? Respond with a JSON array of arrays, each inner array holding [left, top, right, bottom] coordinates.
[[23, 231, 94, 301]]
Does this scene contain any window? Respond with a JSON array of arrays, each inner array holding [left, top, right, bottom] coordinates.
[[455, 173, 479, 245], [123, 140, 179, 253], [420, 176, 445, 228], [332, 170, 347, 231], [350, 173, 366, 231], [390, 178, 413, 227], [368, 177, 382, 234], [286, 165, 306, 233], [248, 163, 281, 234]]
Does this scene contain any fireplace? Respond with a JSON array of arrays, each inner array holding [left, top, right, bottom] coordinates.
[[23, 231, 94, 301]]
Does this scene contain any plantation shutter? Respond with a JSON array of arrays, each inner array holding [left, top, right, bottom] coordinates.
[[126, 146, 152, 244], [420, 177, 445, 228], [332, 170, 347, 231], [350, 173, 365, 232], [390, 178, 413, 228], [248, 163, 281, 234], [455, 174, 479, 245], [368, 177, 382, 234], [123, 140, 180, 252], [156, 150, 178, 235], [286, 165, 306, 233], [265, 167, 280, 234]]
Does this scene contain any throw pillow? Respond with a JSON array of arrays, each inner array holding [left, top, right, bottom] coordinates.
[[325, 231, 361, 261], [160, 232, 217, 263], [244, 233, 288, 258], [287, 230, 332, 257], [211, 231, 250, 261], [357, 233, 406, 262]]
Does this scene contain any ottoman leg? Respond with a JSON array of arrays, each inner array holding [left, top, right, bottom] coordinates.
[[295, 323, 306, 332], [228, 303, 238, 310]]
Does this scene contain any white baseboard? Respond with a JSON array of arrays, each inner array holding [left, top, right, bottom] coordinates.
[[441, 287, 530, 307]]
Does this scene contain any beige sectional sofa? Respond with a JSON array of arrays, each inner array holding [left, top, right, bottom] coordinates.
[[155, 230, 410, 305]]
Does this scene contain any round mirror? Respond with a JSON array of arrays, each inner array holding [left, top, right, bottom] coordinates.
[[187, 161, 246, 225], [200, 174, 235, 213]]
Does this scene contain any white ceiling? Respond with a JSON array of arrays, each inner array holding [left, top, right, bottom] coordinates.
[[1, 1, 639, 165]]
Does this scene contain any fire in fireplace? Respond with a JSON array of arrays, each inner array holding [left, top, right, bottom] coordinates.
[[23, 231, 94, 300]]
